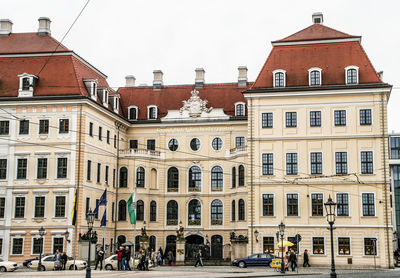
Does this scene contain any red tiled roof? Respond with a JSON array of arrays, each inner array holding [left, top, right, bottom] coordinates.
[[273, 24, 360, 43], [118, 83, 251, 120], [0, 33, 69, 54]]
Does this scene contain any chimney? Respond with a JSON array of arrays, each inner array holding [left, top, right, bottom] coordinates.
[[195, 68, 205, 88], [125, 75, 136, 87], [0, 19, 13, 36], [378, 71, 384, 80], [153, 70, 163, 90], [38, 17, 51, 35], [238, 66, 248, 87], [312, 12, 323, 24]]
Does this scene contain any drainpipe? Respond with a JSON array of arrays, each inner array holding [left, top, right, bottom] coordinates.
[[250, 97, 254, 254], [113, 124, 121, 250]]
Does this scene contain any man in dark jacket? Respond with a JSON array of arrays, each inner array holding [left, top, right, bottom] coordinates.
[[124, 246, 131, 270], [289, 250, 297, 271], [61, 252, 68, 270], [194, 249, 203, 267], [303, 249, 311, 267], [94, 247, 104, 270], [116, 247, 123, 270]]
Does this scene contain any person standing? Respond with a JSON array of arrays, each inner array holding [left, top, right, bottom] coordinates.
[[303, 249, 311, 267], [61, 252, 68, 270], [167, 250, 174, 265], [289, 250, 297, 272], [94, 247, 104, 270], [124, 246, 131, 270], [157, 251, 162, 266], [116, 247, 123, 270], [194, 249, 203, 267]]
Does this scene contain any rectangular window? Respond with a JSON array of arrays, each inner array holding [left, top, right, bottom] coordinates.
[[52, 237, 64, 253], [107, 130, 110, 144], [0, 198, 5, 218], [113, 169, 116, 187], [12, 238, 23, 255], [263, 237, 274, 254], [286, 153, 298, 175], [112, 202, 115, 222], [15, 196, 25, 218], [334, 110, 346, 126], [105, 165, 109, 185], [147, 139, 155, 150], [310, 111, 321, 127], [361, 151, 373, 174], [37, 158, 47, 179], [262, 153, 274, 175], [17, 158, 28, 179], [336, 193, 349, 216], [55, 196, 66, 218], [364, 238, 377, 255], [287, 193, 298, 216], [262, 194, 274, 216], [129, 140, 138, 149], [32, 238, 42, 254], [312, 237, 325, 254], [390, 137, 400, 159], [362, 193, 375, 216], [287, 237, 298, 253], [310, 152, 322, 175], [285, 112, 297, 127], [59, 119, 69, 133], [89, 122, 93, 137], [34, 196, 45, 218], [85, 197, 90, 215], [0, 121, 9, 135], [97, 163, 101, 183], [335, 152, 347, 175], [57, 157, 67, 179], [114, 135, 117, 148], [95, 199, 99, 219], [261, 113, 273, 128], [360, 109, 372, 125], [87, 160, 92, 181], [0, 238, 2, 255], [39, 119, 49, 134], [19, 119, 29, 135], [311, 193, 323, 216], [0, 159, 7, 179], [98, 126, 102, 141], [235, 137, 245, 147], [338, 237, 351, 255]]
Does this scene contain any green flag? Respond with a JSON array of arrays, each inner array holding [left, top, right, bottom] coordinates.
[[127, 192, 136, 224]]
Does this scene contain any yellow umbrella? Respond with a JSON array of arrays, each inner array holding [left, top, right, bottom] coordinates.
[[276, 240, 294, 247]]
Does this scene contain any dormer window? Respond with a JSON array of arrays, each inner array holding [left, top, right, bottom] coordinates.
[[148, 106, 157, 120], [235, 102, 245, 116], [113, 96, 119, 113], [345, 66, 359, 85], [128, 106, 138, 120], [308, 68, 322, 86], [18, 73, 38, 97], [102, 89, 108, 107], [83, 79, 98, 101], [272, 69, 286, 88]]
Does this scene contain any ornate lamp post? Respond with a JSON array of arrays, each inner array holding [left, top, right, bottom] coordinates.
[[86, 209, 95, 278], [254, 230, 259, 243], [278, 221, 285, 274], [38, 226, 45, 271], [324, 195, 337, 278]]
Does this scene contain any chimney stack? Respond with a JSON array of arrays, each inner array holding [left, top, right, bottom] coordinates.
[[312, 12, 323, 24], [238, 66, 248, 87], [38, 17, 51, 35], [0, 19, 13, 36], [125, 75, 136, 87], [195, 68, 205, 88], [153, 70, 163, 90]]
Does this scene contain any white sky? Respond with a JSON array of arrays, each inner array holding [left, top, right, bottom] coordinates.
[[3, 0, 400, 130]]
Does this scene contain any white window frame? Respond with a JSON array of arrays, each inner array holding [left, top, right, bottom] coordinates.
[[261, 236, 275, 254], [37, 118, 50, 136], [0, 237, 3, 255], [55, 153, 69, 180], [261, 152, 274, 176], [187, 164, 203, 193], [11, 236, 24, 256], [309, 151, 323, 175], [336, 236, 352, 256], [58, 118, 70, 135], [311, 236, 326, 256], [189, 137, 201, 152], [360, 150, 374, 175], [335, 192, 351, 217], [344, 65, 359, 85], [113, 95, 119, 113], [187, 198, 202, 227], [285, 192, 299, 217], [52, 236, 65, 253], [33, 194, 46, 219], [211, 137, 223, 152], [286, 235, 301, 254], [90, 81, 98, 100], [361, 192, 376, 217], [36, 155, 49, 180], [165, 167, 180, 194], [102, 89, 109, 107], [234, 102, 246, 116], [165, 199, 179, 225], [209, 199, 223, 226], [261, 192, 275, 217], [147, 105, 158, 120], [358, 107, 373, 126], [363, 236, 379, 257], [149, 200, 158, 222], [18, 73, 38, 97], [16, 155, 29, 180], [136, 166, 146, 188], [31, 235, 45, 255], [272, 69, 286, 88], [309, 192, 324, 217], [128, 105, 139, 120], [308, 67, 322, 86], [210, 164, 224, 193], [53, 194, 67, 218], [14, 195, 26, 219]]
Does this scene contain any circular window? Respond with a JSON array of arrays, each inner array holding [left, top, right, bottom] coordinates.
[[212, 137, 223, 151], [190, 138, 200, 151], [168, 138, 178, 151]]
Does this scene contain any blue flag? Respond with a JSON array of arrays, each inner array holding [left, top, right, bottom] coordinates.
[[100, 209, 106, 227], [93, 189, 107, 215]]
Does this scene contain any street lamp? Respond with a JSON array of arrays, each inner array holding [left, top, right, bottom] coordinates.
[[324, 195, 337, 278], [86, 209, 95, 278], [278, 221, 285, 274], [38, 226, 45, 271], [254, 230, 259, 243]]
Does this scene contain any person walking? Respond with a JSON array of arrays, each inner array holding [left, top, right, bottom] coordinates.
[[157, 251, 162, 266], [116, 247, 123, 270], [303, 249, 311, 267], [289, 250, 297, 272], [167, 250, 174, 265], [194, 249, 203, 267], [94, 247, 104, 270], [124, 246, 131, 270], [61, 252, 68, 270], [158, 247, 164, 266]]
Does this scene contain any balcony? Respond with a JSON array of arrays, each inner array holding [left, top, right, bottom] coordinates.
[[167, 219, 178, 226], [226, 145, 247, 158], [119, 148, 165, 159]]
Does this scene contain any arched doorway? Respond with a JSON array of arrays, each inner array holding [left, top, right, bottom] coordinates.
[[211, 235, 223, 259], [117, 235, 126, 247], [185, 234, 206, 261], [165, 235, 177, 259]]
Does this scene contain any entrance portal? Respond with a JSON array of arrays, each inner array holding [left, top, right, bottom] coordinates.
[[185, 234, 209, 261]]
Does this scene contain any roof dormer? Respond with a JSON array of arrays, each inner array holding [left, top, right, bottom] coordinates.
[[109, 94, 120, 113], [97, 88, 109, 107], [83, 79, 98, 101], [18, 73, 38, 97]]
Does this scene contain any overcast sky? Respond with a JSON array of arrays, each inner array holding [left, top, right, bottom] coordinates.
[[3, 0, 400, 130]]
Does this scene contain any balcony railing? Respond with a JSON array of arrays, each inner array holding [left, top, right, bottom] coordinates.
[[167, 219, 178, 226], [188, 187, 201, 192], [188, 219, 201, 226], [226, 145, 247, 158], [119, 148, 165, 159], [211, 219, 222, 225]]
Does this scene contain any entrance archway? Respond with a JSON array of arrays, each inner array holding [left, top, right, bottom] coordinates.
[[211, 235, 223, 259], [165, 235, 177, 258], [185, 234, 206, 261], [117, 235, 126, 247]]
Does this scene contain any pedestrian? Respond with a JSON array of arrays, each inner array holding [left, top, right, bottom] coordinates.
[[194, 249, 203, 267], [140, 250, 146, 271], [151, 249, 156, 266], [61, 252, 68, 270], [167, 250, 174, 265], [158, 247, 164, 265], [285, 251, 289, 271], [289, 250, 297, 272], [124, 246, 131, 270], [116, 246, 123, 270], [157, 251, 162, 266], [95, 247, 104, 270], [303, 249, 311, 267]]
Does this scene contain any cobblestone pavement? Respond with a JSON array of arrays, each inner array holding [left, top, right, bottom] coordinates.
[[2, 266, 399, 278]]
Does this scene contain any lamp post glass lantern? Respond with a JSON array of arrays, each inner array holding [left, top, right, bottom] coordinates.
[[278, 221, 285, 273], [86, 209, 95, 278], [254, 230, 259, 242], [38, 226, 45, 271], [324, 195, 337, 278]]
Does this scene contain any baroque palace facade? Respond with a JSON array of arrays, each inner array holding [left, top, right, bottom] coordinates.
[[0, 13, 394, 267]]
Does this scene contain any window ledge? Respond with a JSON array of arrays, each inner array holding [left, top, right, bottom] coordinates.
[[311, 254, 326, 257], [361, 216, 377, 218], [338, 254, 352, 257], [285, 216, 300, 218], [360, 174, 375, 176], [261, 216, 276, 218]]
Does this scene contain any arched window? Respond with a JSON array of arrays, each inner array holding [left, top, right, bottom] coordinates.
[[189, 166, 201, 192], [129, 107, 138, 120], [238, 165, 245, 186], [231, 200, 236, 221], [274, 72, 285, 87], [136, 167, 145, 188], [148, 106, 157, 119], [235, 103, 245, 116], [231, 167, 236, 188], [309, 68, 322, 86], [150, 200, 157, 221], [167, 200, 178, 225], [211, 235, 223, 259], [119, 167, 128, 188], [211, 199, 223, 225], [188, 199, 201, 225], [149, 235, 156, 251], [238, 199, 245, 221], [117, 235, 126, 247], [118, 200, 126, 221], [211, 166, 223, 191], [345, 66, 359, 85], [136, 200, 144, 221], [167, 167, 179, 192], [151, 168, 157, 189]]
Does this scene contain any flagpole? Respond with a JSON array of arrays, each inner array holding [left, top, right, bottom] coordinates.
[[133, 186, 137, 271]]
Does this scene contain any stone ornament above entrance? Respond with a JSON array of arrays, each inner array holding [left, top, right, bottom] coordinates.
[[180, 89, 212, 117]]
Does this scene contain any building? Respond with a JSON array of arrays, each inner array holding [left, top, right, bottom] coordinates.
[[389, 133, 400, 251], [0, 13, 394, 267]]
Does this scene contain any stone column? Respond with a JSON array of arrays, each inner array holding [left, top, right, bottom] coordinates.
[[175, 238, 186, 266], [230, 233, 248, 262]]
